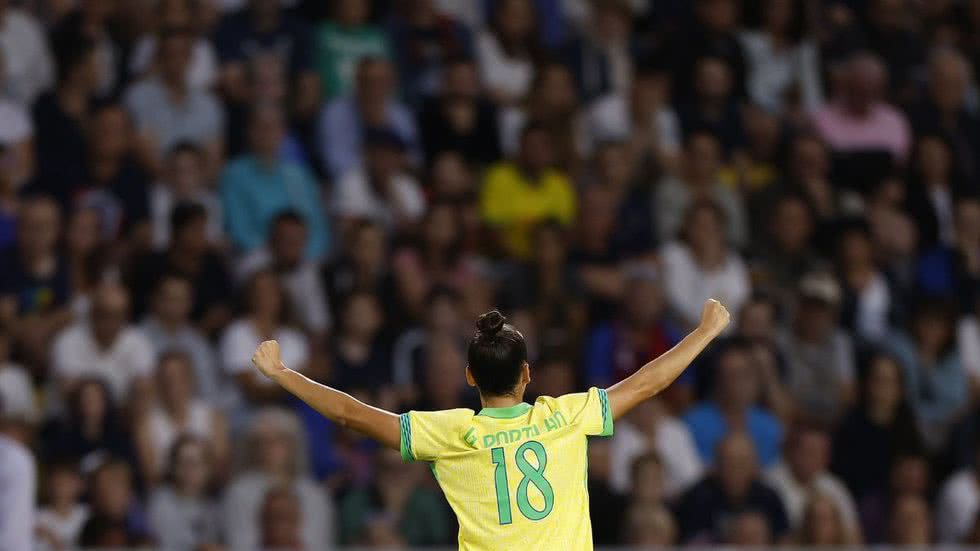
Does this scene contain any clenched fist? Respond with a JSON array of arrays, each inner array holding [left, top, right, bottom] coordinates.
[[252, 340, 287, 378], [699, 299, 731, 336]]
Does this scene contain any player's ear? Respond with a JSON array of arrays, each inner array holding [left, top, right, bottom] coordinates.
[[465, 365, 477, 387], [521, 362, 530, 385]]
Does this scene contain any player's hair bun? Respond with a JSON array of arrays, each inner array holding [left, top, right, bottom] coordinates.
[[476, 310, 506, 337]]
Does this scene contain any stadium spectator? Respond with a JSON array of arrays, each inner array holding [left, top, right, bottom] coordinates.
[[147, 435, 222, 550], [78, 459, 151, 547], [321, 219, 391, 322], [150, 142, 224, 250], [662, 201, 751, 329], [238, 211, 332, 337], [751, 194, 824, 309], [562, 0, 633, 102], [129, 202, 233, 334], [124, 27, 225, 175], [35, 462, 89, 551], [220, 270, 310, 408], [140, 274, 222, 402], [586, 438, 628, 545], [794, 492, 855, 545], [223, 407, 333, 550], [775, 272, 856, 423], [888, 493, 933, 545], [676, 56, 746, 156], [259, 485, 305, 550], [481, 123, 576, 258], [134, 352, 230, 485], [655, 132, 748, 247], [0, 399, 36, 551], [387, 0, 472, 106], [738, 0, 821, 112], [811, 52, 912, 163], [338, 447, 451, 545], [40, 377, 133, 465], [936, 445, 980, 543], [675, 432, 789, 543], [474, 0, 541, 105], [588, 64, 681, 172], [0, 0, 54, 104], [418, 57, 501, 166], [314, 0, 388, 100], [330, 290, 390, 394], [685, 341, 782, 467], [831, 354, 925, 515], [128, 0, 219, 90], [885, 300, 966, 448], [318, 57, 420, 177], [51, 282, 155, 408], [0, 328, 37, 423], [221, 104, 329, 259], [333, 127, 426, 232], [623, 501, 677, 546], [213, 0, 319, 117], [766, 425, 860, 539]]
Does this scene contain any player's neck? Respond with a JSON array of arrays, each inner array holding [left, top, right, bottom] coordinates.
[[480, 394, 525, 409]]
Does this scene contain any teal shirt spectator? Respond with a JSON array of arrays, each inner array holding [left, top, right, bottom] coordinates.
[[885, 331, 966, 439], [315, 22, 389, 99], [219, 155, 329, 259]]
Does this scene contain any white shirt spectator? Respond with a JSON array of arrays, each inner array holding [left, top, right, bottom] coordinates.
[[765, 460, 860, 534], [146, 399, 215, 469], [220, 320, 309, 383], [0, 434, 36, 551], [475, 30, 534, 103], [52, 323, 156, 404], [333, 169, 426, 228], [851, 272, 892, 342], [0, 8, 55, 105], [35, 504, 89, 551], [738, 31, 822, 112], [661, 241, 751, 329], [587, 92, 680, 155], [0, 362, 37, 423], [124, 76, 225, 156], [957, 314, 980, 383], [130, 36, 219, 90], [237, 248, 332, 334], [609, 415, 703, 498], [936, 469, 979, 543], [0, 97, 32, 145]]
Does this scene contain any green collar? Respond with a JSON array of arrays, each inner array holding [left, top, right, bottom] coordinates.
[[477, 402, 532, 419]]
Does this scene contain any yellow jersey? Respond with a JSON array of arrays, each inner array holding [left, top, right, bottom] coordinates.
[[399, 387, 613, 551]]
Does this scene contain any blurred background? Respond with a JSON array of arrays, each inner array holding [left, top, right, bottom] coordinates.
[[1, 0, 980, 549]]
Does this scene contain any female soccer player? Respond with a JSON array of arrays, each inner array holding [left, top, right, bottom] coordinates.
[[251, 298, 730, 550]]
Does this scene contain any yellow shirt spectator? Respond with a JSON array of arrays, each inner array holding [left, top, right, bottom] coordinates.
[[480, 162, 576, 258]]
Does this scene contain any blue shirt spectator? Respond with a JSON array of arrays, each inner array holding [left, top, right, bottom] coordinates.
[[682, 343, 784, 467], [318, 57, 420, 178]]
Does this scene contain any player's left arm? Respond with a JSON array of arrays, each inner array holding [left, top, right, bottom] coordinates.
[[606, 299, 730, 419], [252, 340, 401, 451]]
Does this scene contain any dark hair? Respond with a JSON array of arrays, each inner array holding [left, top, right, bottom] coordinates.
[[165, 140, 204, 161], [271, 209, 306, 229], [53, 34, 96, 84], [170, 201, 207, 236], [466, 310, 528, 396]]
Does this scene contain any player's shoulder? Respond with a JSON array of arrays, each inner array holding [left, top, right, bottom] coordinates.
[[533, 388, 600, 415], [406, 407, 476, 427]]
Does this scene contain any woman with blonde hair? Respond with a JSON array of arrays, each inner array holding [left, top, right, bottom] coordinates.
[[796, 491, 860, 545], [222, 407, 334, 550]]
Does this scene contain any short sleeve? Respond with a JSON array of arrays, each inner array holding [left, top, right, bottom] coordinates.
[[554, 387, 613, 437], [400, 409, 470, 462]]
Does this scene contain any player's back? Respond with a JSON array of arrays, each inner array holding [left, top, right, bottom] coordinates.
[[399, 387, 613, 551]]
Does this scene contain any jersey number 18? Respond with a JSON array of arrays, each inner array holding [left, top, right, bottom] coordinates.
[[490, 441, 555, 524]]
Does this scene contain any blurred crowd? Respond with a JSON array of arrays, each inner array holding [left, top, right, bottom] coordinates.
[[2, 0, 980, 549]]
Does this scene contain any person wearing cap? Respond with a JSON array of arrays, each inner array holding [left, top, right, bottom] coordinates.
[[775, 272, 856, 424], [333, 126, 426, 231]]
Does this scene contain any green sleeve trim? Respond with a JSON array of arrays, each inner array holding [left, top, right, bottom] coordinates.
[[399, 413, 416, 462], [597, 389, 614, 437]]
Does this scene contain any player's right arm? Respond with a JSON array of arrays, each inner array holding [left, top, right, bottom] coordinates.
[[252, 340, 401, 451], [606, 299, 730, 420]]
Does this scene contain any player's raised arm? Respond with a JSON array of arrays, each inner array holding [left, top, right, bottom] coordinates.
[[606, 299, 730, 419], [252, 340, 401, 450]]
